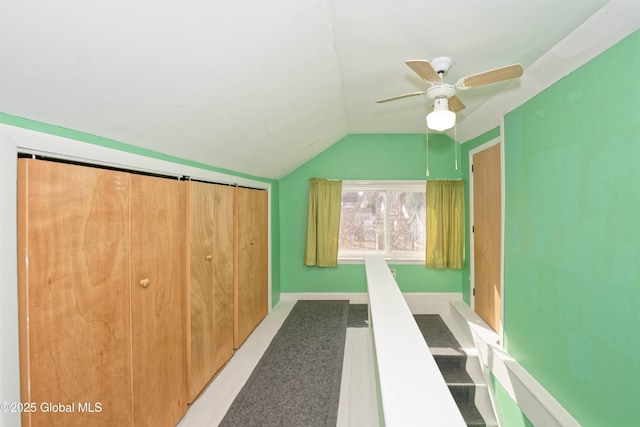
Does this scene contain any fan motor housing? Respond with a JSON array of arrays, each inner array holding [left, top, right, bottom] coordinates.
[[426, 83, 455, 100]]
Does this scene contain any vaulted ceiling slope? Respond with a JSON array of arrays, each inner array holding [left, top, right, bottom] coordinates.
[[1, 1, 638, 178]]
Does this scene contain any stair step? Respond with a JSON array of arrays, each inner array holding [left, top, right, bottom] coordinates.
[[448, 384, 476, 406], [440, 367, 474, 384], [448, 385, 485, 427], [433, 353, 466, 370], [457, 402, 487, 427], [430, 347, 474, 385], [414, 314, 491, 427]]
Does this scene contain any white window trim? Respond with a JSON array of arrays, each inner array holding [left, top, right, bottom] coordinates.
[[339, 180, 426, 264]]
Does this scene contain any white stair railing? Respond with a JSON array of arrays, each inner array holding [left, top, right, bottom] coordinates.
[[365, 255, 466, 427]]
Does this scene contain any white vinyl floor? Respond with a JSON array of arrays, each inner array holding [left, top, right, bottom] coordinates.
[[177, 300, 379, 427]]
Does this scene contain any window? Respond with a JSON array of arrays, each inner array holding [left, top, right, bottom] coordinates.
[[338, 181, 426, 263]]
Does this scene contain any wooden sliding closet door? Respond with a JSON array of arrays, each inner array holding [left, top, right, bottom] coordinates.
[[234, 187, 268, 348], [186, 181, 234, 402], [130, 174, 187, 426], [17, 159, 133, 427], [208, 184, 234, 372]]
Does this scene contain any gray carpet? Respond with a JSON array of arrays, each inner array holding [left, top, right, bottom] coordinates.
[[414, 314, 486, 427], [413, 314, 461, 348], [219, 300, 349, 427], [347, 304, 368, 328]]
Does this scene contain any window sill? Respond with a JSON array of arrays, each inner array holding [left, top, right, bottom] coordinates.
[[339, 257, 425, 265]]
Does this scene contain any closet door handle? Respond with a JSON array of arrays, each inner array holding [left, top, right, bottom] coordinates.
[[206, 255, 213, 260], [139, 278, 150, 288], [250, 239, 255, 246]]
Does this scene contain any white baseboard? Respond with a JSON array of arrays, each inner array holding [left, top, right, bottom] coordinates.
[[403, 292, 463, 315], [449, 301, 580, 427], [278, 292, 463, 309]]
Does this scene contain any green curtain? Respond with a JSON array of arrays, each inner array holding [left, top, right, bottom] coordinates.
[[426, 179, 464, 269], [304, 177, 343, 267]]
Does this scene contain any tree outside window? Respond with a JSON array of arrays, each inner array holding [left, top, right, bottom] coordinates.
[[338, 181, 426, 262]]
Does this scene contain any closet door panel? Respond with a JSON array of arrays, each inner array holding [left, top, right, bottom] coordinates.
[[186, 181, 215, 402], [17, 159, 132, 427], [234, 187, 268, 348], [186, 182, 234, 402], [209, 185, 235, 371], [130, 174, 186, 426]]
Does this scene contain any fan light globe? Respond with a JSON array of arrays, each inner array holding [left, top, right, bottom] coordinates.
[[426, 110, 455, 131], [426, 97, 455, 131]]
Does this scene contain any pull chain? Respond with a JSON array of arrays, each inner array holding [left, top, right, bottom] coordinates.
[[454, 124, 458, 171], [426, 122, 430, 177]]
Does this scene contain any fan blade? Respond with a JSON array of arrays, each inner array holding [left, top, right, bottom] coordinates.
[[448, 95, 466, 112], [456, 64, 523, 89], [405, 60, 440, 83], [375, 90, 427, 103]]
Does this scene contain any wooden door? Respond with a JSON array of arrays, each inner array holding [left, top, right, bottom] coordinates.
[[186, 181, 234, 402], [130, 174, 187, 426], [234, 187, 268, 348], [472, 143, 502, 332], [17, 159, 133, 426]]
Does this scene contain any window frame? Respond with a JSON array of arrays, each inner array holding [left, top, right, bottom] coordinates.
[[338, 180, 427, 264]]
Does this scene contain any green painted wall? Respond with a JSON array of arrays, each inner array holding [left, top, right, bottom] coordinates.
[[502, 29, 640, 426], [0, 112, 282, 306], [459, 127, 501, 304], [278, 133, 464, 294]]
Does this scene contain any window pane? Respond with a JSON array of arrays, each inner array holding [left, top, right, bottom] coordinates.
[[388, 191, 426, 252], [338, 182, 427, 261], [339, 191, 386, 252]]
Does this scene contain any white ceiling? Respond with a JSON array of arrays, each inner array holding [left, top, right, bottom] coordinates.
[[1, 0, 638, 178]]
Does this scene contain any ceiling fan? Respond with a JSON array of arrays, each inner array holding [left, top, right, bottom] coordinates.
[[376, 57, 523, 131]]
